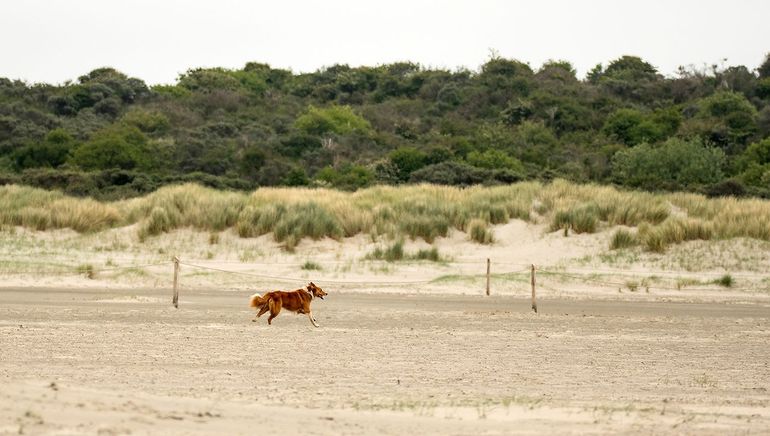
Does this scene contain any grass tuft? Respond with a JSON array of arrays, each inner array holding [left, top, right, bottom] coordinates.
[[301, 260, 322, 271], [713, 274, 733, 288], [365, 241, 444, 262], [610, 229, 638, 250], [468, 219, 494, 244]]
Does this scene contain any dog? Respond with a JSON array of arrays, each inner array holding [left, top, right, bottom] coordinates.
[[249, 282, 327, 327]]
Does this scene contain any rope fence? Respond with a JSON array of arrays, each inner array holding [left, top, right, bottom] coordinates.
[[0, 255, 766, 312]]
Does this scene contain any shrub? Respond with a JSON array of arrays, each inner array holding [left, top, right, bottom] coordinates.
[[638, 218, 713, 252], [366, 240, 405, 262], [366, 241, 443, 262], [610, 229, 638, 250], [468, 218, 494, 244], [236, 204, 281, 238], [413, 247, 441, 262], [399, 214, 449, 243], [273, 202, 344, 249], [705, 179, 746, 198], [77, 264, 95, 279], [301, 260, 322, 270], [611, 138, 726, 190], [550, 203, 599, 234], [295, 105, 371, 136], [713, 274, 733, 288], [138, 207, 172, 240], [410, 161, 489, 185]]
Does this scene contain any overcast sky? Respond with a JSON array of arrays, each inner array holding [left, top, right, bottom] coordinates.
[[1, 0, 769, 85]]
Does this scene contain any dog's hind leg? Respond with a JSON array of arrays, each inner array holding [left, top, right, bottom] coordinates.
[[256, 304, 269, 318], [267, 298, 282, 325], [307, 311, 320, 328]]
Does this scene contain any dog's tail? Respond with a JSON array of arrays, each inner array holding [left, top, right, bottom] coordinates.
[[249, 293, 267, 308]]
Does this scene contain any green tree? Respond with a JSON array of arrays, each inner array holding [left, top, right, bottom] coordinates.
[[283, 167, 309, 186], [737, 138, 770, 186], [294, 105, 371, 136], [603, 107, 681, 145], [388, 147, 428, 182], [315, 164, 373, 190], [71, 125, 154, 170], [12, 129, 77, 170], [693, 91, 758, 153], [758, 53, 770, 79], [611, 138, 725, 189], [466, 149, 524, 172]]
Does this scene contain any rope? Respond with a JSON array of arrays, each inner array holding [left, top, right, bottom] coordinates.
[[538, 269, 758, 292], [179, 262, 435, 286], [0, 255, 764, 293]]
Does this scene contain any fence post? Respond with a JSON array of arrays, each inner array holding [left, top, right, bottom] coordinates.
[[486, 258, 491, 296], [172, 256, 180, 308], [530, 264, 537, 313]]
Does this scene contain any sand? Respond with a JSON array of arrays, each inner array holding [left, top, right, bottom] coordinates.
[[1, 289, 769, 435], [1, 220, 769, 434]]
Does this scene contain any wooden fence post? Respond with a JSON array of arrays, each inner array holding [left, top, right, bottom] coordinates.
[[172, 256, 180, 308], [486, 258, 491, 296], [530, 264, 538, 313]]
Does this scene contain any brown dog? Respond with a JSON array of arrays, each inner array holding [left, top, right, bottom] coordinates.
[[249, 282, 327, 327]]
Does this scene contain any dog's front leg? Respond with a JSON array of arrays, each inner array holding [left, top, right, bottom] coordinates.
[[307, 312, 320, 328]]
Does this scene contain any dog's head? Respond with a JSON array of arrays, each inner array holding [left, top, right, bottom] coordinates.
[[307, 282, 327, 300]]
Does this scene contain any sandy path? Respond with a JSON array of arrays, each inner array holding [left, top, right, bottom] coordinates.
[[1, 288, 769, 434]]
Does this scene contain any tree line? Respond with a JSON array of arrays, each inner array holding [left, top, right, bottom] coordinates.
[[1, 54, 770, 199]]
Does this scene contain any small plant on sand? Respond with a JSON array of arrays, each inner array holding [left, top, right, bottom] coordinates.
[[77, 264, 95, 279], [301, 260, 322, 271], [675, 277, 703, 290], [610, 229, 638, 250], [138, 207, 172, 241], [713, 274, 733, 287], [366, 240, 405, 262], [413, 247, 442, 262], [365, 241, 444, 262], [468, 218, 494, 244], [550, 203, 599, 234]]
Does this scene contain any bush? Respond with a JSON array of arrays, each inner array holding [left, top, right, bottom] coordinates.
[[637, 218, 714, 252], [413, 247, 441, 262], [301, 260, 322, 271], [138, 207, 172, 240], [705, 179, 746, 198], [713, 274, 733, 288], [468, 218, 494, 244], [550, 203, 599, 234], [389, 147, 428, 182], [410, 161, 487, 185], [295, 105, 371, 136], [366, 241, 443, 262], [609, 229, 638, 250], [272, 202, 344, 250], [366, 240, 405, 262], [611, 138, 726, 190]]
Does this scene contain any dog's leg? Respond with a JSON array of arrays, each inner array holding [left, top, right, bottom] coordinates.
[[307, 311, 320, 328], [256, 304, 269, 318], [267, 298, 282, 325]]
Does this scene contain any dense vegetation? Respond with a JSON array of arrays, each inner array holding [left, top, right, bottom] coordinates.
[[2, 54, 770, 199], [1, 181, 768, 252]]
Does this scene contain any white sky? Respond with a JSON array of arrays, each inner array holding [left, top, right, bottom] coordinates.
[[1, 0, 769, 85]]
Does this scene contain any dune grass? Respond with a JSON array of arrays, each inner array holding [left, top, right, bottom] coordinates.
[[3, 180, 770, 252], [365, 240, 444, 262], [610, 229, 638, 250]]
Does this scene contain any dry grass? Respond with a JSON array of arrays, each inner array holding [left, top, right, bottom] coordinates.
[[3, 180, 770, 252]]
